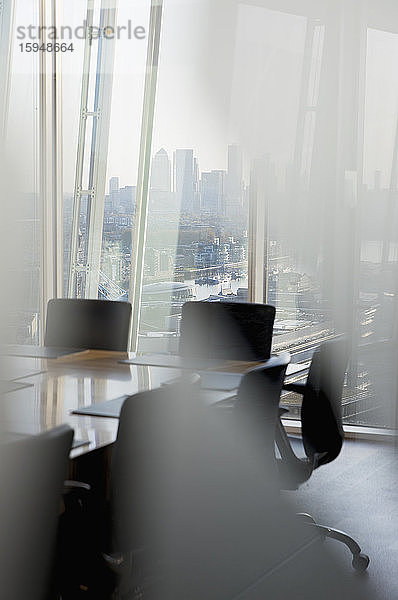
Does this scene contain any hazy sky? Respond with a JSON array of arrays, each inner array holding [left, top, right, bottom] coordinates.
[[6, 0, 398, 193]]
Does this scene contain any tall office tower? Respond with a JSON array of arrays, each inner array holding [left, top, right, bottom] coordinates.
[[104, 193, 112, 215], [119, 185, 136, 214], [193, 157, 201, 213], [174, 149, 195, 213], [201, 170, 226, 214], [109, 176, 119, 194], [150, 148, 171, 192], [108, 176, 120, 212], [226, 144, 243, 218], [150, 149, 175, 212]]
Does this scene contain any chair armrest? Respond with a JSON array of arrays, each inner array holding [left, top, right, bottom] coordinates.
[[282, 381, 307, 395], [63, 480, 91, 495]]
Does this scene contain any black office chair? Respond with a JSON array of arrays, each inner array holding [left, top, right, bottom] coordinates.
[[57, 382, 203, 599], [107, 380, 204, 597], [180, 300, 276, 361], [45, 298, 132, 351], [233, 353, 291, 462], [64, 368, 370, 599], [109, 361, 327, 599], [275, 338, 370, 571], [0, 425, 74, 600]]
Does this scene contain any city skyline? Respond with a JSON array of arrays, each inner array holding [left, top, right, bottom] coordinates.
[[99, 144, 392, 209], [100, 144, 247, 219], [10, 2, 398, 197]]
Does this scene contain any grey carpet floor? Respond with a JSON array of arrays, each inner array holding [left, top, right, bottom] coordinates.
[[288, 438, 398, 600]]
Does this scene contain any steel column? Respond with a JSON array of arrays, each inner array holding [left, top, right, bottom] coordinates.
[[129, 0, 163, 352]]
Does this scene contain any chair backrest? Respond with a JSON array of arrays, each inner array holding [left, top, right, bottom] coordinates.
[[0, 425, 74, 600], [301, 337, 348, 467], [45, 298, 132, 351], [235, 353, 291, 462], [111, 380, 202, 553], [179, 301, 276, 361], [111, 377, 299, 598]]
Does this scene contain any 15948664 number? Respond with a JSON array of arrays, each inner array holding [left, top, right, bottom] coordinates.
[[19, 42, 74, 52]]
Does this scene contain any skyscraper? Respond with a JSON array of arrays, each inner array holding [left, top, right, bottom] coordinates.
[[201, 170, 225, 214], [226, 145, 243, 218], [150, 148, 171, 192], [109, 176, 120, 212], [193, 156, 201, 213], [150, 149, 176, 211], [119, 185, 136, 214], [174, 149, 195, 213], [109, 176, 119, 194]]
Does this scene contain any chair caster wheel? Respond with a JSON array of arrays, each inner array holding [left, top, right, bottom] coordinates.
[[352, 553, 369, 572]]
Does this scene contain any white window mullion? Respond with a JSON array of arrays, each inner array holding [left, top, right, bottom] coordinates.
[[85, 1, 118, 299], [129, 0, 163, 352], [39, 0, 63, 341], [0, 0, 15, 143], [68, 0, 118, 300], [248, 158, 269, 305]]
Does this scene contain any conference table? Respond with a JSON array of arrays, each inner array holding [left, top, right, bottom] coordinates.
[[0, 349, 309, 462], [0, 347, 309, 510], [0, 350, 169, 459], [1, 348, 360, 597]]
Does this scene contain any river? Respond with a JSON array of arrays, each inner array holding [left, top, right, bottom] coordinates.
[[185, 278, 249, 301]]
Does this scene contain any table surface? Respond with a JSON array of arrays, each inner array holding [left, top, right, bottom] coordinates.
[[0, 350, 308, 459]]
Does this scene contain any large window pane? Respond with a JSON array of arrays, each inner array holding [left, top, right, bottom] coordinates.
[[141, 1, 397, 429], [4, 0, 40, 344], [138, 0, 250, 352], [64, 0, 150, 301], [355, 26, 398, 427]]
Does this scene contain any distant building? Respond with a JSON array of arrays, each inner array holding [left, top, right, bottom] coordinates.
[[151, 148, 171, 192], [226, 144, 243, 217], [109, 176, 120, 212], [193, 156, 201, 212], [119, 185, 136, 214], [145, 247, 160, 277], [105, 178, 136, 215], [101, 241, 124, 286], [109, 176, 119, 194], [201, 170, 225, 214], [174, 149, 196, 213]]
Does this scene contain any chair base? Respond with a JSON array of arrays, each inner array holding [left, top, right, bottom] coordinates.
[[297, 513, 370, 572]]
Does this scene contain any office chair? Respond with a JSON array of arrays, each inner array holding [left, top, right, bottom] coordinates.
[[102, 359, 289, 598], [57, 383, 203, 599], [45, 298, 132, 351], [64, 366, 370, 599], [180, 300, 276, 361], [0, 425, 74, 600], [110, 361, 333, 599], [233, 353, 291, 462], [275, 338, 370, 571], [106, 380, 204, 598]]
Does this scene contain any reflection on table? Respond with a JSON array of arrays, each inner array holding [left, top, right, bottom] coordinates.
[[0, 350, 308, 459]]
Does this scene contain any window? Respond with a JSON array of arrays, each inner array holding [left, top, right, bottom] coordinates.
[[138, 0, 251, 352], [4, 0, 40, 344], [3, 0, 397, 430], [64, 0, 151, 304]]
